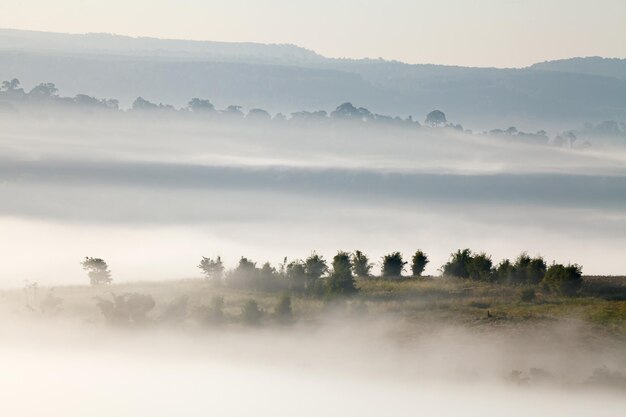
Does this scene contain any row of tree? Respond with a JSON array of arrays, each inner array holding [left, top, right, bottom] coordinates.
[[83, 249, 582, 296], [1, 77, 453, 127]]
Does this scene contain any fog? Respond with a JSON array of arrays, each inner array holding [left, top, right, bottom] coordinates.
[[1, 114, 626, 287], [1, 313, 625, 417]]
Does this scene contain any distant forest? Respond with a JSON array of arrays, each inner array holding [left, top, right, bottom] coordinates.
[[2, 77, 625, 148]]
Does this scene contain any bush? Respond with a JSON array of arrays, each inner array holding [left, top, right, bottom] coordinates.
[[382, 252, 406, 278], [195, 295, 225, 325], [411, 250, 429, 277], [352, 250, 372, 277], [518, 287, 537, 303], [542, 263, 582, 296], [241, 299, 262, 325], [326, 251, 357, 295], [304, 253, 328, 294], [286, 260, 307, 293], [513, 253, 546, 284], [274, 293, 293, 323]]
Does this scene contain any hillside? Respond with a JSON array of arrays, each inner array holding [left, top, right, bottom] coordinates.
[[1, 28, 625, 130]]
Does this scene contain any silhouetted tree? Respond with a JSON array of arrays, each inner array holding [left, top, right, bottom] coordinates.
[[223, 105, 244, 117], [229, 257, 259, 289], [425, 110, 447, 127], [81, 257, 112, 285], [352, 250, 372, 277], [326, 251, 357, 294], [411, 250, 429, 277], [512, 253, 547, 284], [382, 252, 406, 278]]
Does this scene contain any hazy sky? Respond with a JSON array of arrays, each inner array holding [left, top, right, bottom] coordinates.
[[1, 0, 625, 67]]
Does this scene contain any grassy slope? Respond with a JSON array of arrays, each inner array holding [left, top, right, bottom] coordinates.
[[2, 276, 625, 336]]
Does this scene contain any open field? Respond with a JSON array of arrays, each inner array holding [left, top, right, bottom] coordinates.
[[3, 275, 626, 336]]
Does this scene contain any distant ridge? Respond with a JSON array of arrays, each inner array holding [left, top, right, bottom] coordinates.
[[0, 28, 625, 130]]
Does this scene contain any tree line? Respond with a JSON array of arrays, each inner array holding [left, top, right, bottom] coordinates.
[[84, 249, 583, 297]]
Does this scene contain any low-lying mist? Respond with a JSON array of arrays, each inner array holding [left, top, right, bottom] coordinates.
[[1, 311, 625, 417], [1, 114, 626, 286]]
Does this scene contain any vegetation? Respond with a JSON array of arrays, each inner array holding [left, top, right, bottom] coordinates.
[[352, 250, 372, 278], [382, 252, 406, 278], [326, 252, 357, 295], [411, 250, 429, 277], [81, 257, 112, 285], [542, 263, 583, 296], [198, 256, 225, 283]]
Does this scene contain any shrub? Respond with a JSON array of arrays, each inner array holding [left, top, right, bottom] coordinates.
[[241, 299, 262, 325], [518, 287, 537, 303], [229, 257, 259, 289], [94, 293, 155, 326], [542, 263, 583, 296], [274, 293, 293, 323], [326, 251, 357, 295], [304, 253, 328, 294], [195, 295, 225, 325], [411, 250, 429, 277], [382, 252, 406, 278], [352, 250, 372, 277]]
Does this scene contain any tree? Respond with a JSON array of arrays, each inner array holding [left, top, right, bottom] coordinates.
[[132, 96, 158, 110], [229, 257, 259, 289], [223, 105, 244, 117], [330, 102, 372, 120], [542, 264, 582, 296], [411, 250, 429, 277], [352, 250, 372, 278], [188, 98, 215, 112], [247, 108, 271, 120], [81, 257, 112, 285], [425, 110, 447, 127], [29, 83, 58, 99], [513, 253, 547, 284], [286, 260, 307, 293], [467, 252, 493, 281], [326, 251, 357, 295], [382, 252, 406, 278], [442, 249, 472, 278], [198, 256, 224, 283], [1, 78, 20, 91]]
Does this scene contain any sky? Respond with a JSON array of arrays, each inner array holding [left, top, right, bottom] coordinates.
[[1, 0, 625, 67]]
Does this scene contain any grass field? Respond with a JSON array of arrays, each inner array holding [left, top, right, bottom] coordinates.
[[3, 275, 625, 337]]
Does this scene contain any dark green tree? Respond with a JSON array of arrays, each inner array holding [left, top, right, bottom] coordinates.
[[326, 251, 357, 295], [442, 249, 472, 278], [352, 250, 372, 277], [542, 264, 582, 296], [411, 250, 429, 277], [382, 252, 406, 278], [425, 110, 447, 127]]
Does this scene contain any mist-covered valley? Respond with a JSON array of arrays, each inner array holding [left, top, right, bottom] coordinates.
[[1, 20, 626, 417]]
